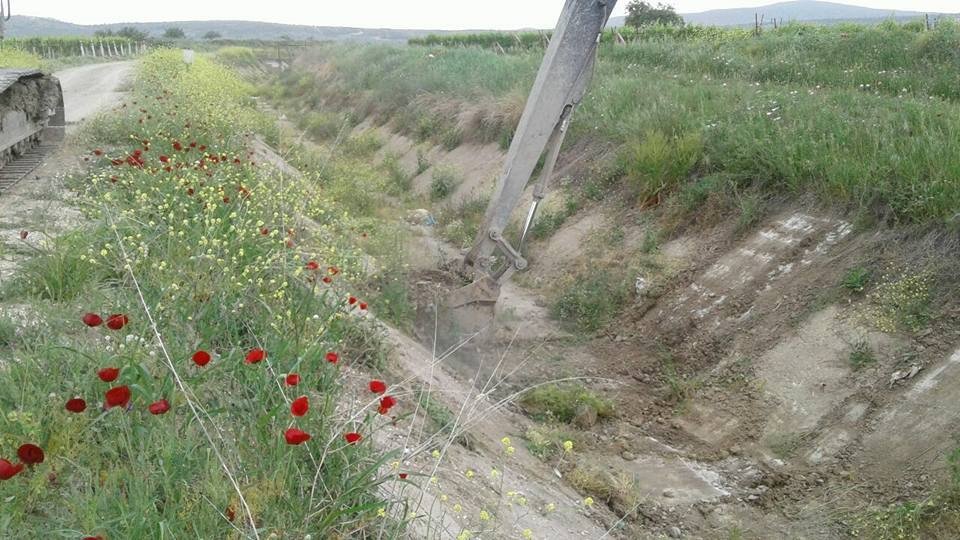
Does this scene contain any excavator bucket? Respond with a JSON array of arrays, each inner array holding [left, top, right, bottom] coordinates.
[[440, 0, 616, 324]]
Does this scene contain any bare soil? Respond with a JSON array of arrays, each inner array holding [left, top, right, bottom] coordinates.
[[331, 119, 960, 539]]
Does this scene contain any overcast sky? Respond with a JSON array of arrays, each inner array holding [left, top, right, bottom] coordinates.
[[17, 1, 959, 29]]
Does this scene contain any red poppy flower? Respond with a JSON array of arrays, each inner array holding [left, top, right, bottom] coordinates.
[[82, 312, 103, 327], [105, 314, 129, 330], [344, 432, 362, 444], [105, 385, 131, 408], [322, 276, 332, 284], [399, 473, 408, 479], [233, 158, 241, 164], [93, 149, 103, 156], [245, 348, 266, 364], [369, 380, 387, 394], [222, 196, 230, 204], [148, 399, 170, 415], [192, 350, 211, 367], [82, 536, 105, 540], [189, 141, 197, 148], [325, 351, 339, 364], [159, 155, 169, 163], [199, 144, 207, 152], [173, 141, 183, 151], [110, 175, 118, 183], [17, 443, 44, 465], [286, 240, 295, 248], [305, 260, 319, 271], [186, 188, 195, 196], [284, 428, 311, 445], [225, 506, 236, 522], [348, 296, 357, 305], [19, 230, 28, 240], [290, 396, 309, 417], [0, 459, 23, 480], [260, 227, 269, 236], [359, 302, 368, 311], [378, 395, 397, 415], [285, 373, 300, 386], [65, 397, 87, 413], [97, 367, 120, 382]]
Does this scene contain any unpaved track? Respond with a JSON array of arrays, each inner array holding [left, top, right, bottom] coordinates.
[[55, 60, 136, 126], [0, 61, 135, 279]]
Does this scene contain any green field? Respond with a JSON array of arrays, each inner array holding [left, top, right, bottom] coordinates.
[[267, 20, 960, 226]]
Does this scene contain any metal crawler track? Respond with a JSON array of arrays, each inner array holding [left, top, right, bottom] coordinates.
[[0, 143, 53, 192]]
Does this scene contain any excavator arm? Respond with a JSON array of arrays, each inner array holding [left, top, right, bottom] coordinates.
[[448, 0, 617, 308]]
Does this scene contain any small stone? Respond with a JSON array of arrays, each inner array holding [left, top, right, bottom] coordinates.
[[668, 526, 682, 538], [622, 451, 637, 461], [662, 488, 675, 498]]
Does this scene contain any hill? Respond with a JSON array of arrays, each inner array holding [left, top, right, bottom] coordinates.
[[608, 0, 957, 27], [4, 15, 452, 42]]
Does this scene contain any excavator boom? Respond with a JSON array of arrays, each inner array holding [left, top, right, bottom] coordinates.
[[449, 0, 617, 308]]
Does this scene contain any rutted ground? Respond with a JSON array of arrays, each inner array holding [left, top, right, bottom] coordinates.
[[284, 110, 960, 539]]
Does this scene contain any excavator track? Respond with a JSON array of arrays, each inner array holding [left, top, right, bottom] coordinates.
[[0, 69, 65, 193], [0, 142, 53, 192]]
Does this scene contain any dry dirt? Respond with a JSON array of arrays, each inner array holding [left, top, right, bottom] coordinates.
[[316, 116, 960, 539]]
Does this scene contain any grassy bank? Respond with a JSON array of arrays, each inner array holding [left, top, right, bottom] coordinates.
[[270, 20, 960, 226], [0, 51, 405, 537]]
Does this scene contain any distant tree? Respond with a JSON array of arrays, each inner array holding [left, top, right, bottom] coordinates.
[[117, 26, 149, 41], [203, 30, 222, 40], [625, 1, 684, 28], [162, 27, 186, 39], [94, 29, 115, 37]]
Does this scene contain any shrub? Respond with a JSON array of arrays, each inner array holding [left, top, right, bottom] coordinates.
[[550, 272, 630, 333], [430, 166, 459, 201], [842, 266, 872, 293], [520, 383, 614, 423], [617, 130, 702, 201]]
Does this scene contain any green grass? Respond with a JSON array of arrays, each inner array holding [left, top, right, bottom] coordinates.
[[2, 229, 114, 302], [0, 51, 405, 538], [842, 266, 872, 293], [520, 383, 614, 424], [429, 166, 460, 201], [849, 339, 877, 370], [529, 195, 579, 241], [524, 425, 579, 461], [853, 446, 960, 538], [274, 20, 960, 226], [549, 271, 631, 334], [438, 195, 488, 249]]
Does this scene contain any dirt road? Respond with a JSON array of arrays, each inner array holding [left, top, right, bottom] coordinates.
[[0, 60, 135, 279], [55, 60, 135, 126]]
